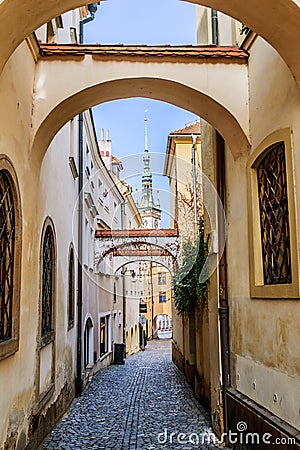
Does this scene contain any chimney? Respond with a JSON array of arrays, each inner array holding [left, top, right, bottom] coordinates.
[[106, 129, 109, 141], [101, 128, 104, 141]]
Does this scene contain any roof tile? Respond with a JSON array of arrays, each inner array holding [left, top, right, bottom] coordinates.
[[170, 121, 201, 135], [40, 44, 248, 61]]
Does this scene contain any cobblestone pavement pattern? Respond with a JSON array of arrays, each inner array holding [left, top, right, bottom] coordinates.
[[42, 340, 228, 450]]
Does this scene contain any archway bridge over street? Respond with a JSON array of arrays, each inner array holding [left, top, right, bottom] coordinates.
[[31, 43, 250, 163]]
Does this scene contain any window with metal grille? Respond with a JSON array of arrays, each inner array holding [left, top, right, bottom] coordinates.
[[41, 226, 55, 336], [68, 247, 74, 327], [0, 171, 15, 343], [257, 142, 292, 285]]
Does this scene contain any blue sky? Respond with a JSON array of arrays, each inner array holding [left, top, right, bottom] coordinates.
[[84, 0, 197, 46], [83, 0, 198, 225]]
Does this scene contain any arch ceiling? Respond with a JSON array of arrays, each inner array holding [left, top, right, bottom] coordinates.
[[0, 1, 300, 86]]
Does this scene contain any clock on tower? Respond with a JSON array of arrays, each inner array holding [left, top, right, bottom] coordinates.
[[141, 219, 148, 228]]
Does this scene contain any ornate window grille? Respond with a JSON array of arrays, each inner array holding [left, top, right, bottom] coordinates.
[[0, 171, 15, 343], [68, 247, 74, 326], [257, 142, 292, 285], [41, 226, 54, 336]]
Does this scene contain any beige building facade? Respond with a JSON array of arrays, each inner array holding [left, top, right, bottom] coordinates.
[[0, 7, 144, 448], [164, 121, 208, 411], [142, 263, 172, 339], [0, 2, 300, 449], [165, 7, 300, 446]]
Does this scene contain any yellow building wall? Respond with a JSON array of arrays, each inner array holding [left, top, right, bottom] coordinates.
[[226, 37, 300, 429], [0, 41, 43, 449], [0, 38, 78, 446], [143, 264, 172, 338], [194, 8, 300, 431]]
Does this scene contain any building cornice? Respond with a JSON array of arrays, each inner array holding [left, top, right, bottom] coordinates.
[[39, 43, 248, 63]]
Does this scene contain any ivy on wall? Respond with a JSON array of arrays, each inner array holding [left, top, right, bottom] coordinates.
[[172, 218, 209, 316]]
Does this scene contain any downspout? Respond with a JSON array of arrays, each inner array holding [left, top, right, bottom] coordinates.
[[191, 136, 198, 239], [76, 3, 99, 397], [122, 268, 126, 349], [120, 200, 127, 352], [80, 3, 100, 40], [76, 110, 84, 396], [211, 9, 219, 46], [150, 261, 154, 339], [216, 132, 230, 435]]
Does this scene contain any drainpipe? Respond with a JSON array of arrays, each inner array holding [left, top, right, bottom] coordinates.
[[79, 3, 100, 42], [76, 3, 100, 397], [76, 110, 84, 396], [120, 200, 127, 353], [216, 132, 230, 435], [150, 261, 154, 339], [191, 136, 198, 239], [121, 268, 127, 348], [211, 9, 219, 46]]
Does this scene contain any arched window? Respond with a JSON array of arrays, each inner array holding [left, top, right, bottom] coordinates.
[[84, 317, 94, 369], [257, 142, 291, 285], [68, 247, 75, 328], [0, 172, 15, 342], [249, 129, 299, 298], [41, 225, 55, 338], [0, 161, 21, 360]]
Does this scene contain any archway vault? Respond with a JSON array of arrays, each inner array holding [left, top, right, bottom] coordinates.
[[0, 0, 299, 87], [31, 44, 250, 162]]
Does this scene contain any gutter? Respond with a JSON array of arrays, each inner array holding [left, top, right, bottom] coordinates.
[[163, 132, 201, 176], [76, 111, 84, 396], [120, 197, 127, 352], [216, 132, 230, 437], [191, 136, 198, 237], [75, 2, 100, 397]]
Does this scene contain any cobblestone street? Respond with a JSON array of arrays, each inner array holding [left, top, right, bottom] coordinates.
[[42, 340, 226, 450]]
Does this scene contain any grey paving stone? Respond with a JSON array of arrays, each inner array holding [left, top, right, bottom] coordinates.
[[42, 340, 228, 450]]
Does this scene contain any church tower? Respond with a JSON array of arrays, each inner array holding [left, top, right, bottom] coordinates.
[[138, 113, 161, 229]]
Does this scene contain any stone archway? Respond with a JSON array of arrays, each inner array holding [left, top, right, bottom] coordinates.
[[95, 228, 180, 276], [31, 46, 250, 165], [0, 0, 300, 87]]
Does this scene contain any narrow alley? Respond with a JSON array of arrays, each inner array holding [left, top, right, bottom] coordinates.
[[42, 340, 226, 450]]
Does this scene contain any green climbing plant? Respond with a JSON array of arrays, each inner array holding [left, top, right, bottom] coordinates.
[[172, 218, 209, 316]]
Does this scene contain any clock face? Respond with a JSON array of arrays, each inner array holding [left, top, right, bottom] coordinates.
[[142, 219, 148, 228]]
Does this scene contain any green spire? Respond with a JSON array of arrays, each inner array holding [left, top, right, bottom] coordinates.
[[141, 114, 153, 194], [138, 111, 161, 215]]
